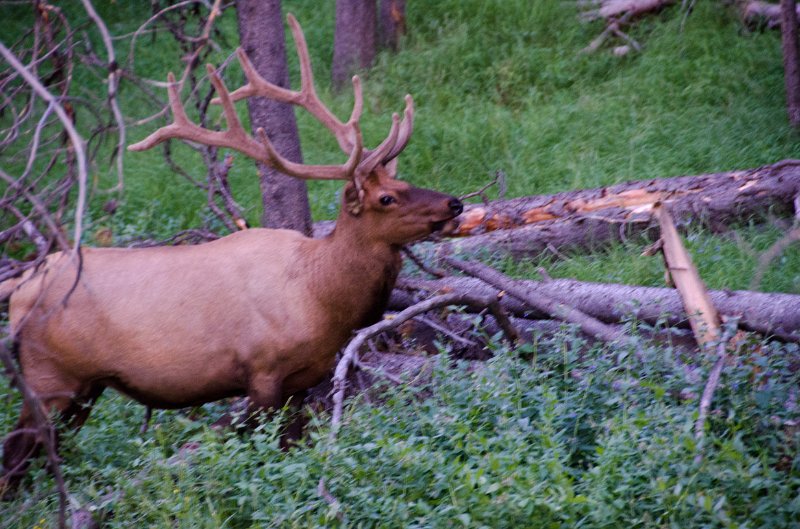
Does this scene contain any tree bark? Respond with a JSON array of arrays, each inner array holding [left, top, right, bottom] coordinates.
[[235, 0, 312, 234], [379, 0, 406, 50], [782, 0, 800, 127], [441, 160, 800, 258], [394, 276, 800, 340], [332, 0, 377, 91]]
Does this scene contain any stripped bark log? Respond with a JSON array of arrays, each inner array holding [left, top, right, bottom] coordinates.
[[438, 160, 800, 259], [313, 160, 800, 249], [580, 0, 675, 21], [392, 276, 800, 341]]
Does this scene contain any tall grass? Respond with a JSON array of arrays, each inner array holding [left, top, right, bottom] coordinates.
[[85, 0, 799, 291]]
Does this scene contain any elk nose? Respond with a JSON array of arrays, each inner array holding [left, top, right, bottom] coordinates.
[[448, 198, 464, 216]]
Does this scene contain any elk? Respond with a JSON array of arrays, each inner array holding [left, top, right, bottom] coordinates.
[[0, 14, 462, 492]]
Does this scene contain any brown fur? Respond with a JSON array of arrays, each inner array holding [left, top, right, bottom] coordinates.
[[0, 171, 462, 491]]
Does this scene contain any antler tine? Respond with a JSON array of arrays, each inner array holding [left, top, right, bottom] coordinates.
[[382, 94, 414, 164], [128, 73, 191, 151], [224, 47, 298, 104], [256, 125, 363, 180], [129, 64, 363, 181], [215, 14, 362, 157], [287, 13, 315, 100], [287, 12, 362, 154], [348, 75, 364, 126], [358, 112, 401, 178], [205, 64, 251, 145]]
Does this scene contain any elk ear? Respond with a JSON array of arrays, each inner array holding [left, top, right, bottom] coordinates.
[[344, 182, 364, 216]]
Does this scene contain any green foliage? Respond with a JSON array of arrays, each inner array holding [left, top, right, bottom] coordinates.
[[2, 333, 799, 527]]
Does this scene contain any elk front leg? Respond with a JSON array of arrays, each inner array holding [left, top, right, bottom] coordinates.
[[247, 376, 308, 450]]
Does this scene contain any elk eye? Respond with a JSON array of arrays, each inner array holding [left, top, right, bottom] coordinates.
[[379, 195, 396, 206]]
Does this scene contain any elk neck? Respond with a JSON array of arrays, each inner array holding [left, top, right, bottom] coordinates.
[[302, 207, 401, 330]]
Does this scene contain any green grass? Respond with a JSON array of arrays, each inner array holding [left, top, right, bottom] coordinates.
[[9, 0, 793, 288], [501, 222, 800, 293]]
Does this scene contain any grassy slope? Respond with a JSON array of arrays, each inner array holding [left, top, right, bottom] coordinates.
[[99, 0, 799, 292], [2, 1, 800, 527]]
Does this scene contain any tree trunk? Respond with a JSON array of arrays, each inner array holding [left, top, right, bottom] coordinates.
[[332, 0, 377, 91], [394, 276, 800, 340], [379, 0, 406, 50], [441, 160, 800, 258], [235, 0, 312, 234], [782, 0, 800, 127]]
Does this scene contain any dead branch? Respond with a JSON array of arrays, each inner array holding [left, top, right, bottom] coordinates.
[[80, 0, 126, 193], [0, 40, 88, 264], [579, 0, 675, 53], [401, 246, 448, 278], [693, 322, 740, 464], [459, 170, 507, 205], [319, 289, 515, 512], [749, 226, 800, 290], [442, 257, 633, 345], [330, 290, 511, 431]]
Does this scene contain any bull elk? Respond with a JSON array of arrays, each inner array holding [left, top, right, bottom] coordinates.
[[0, 14, 462, 492]]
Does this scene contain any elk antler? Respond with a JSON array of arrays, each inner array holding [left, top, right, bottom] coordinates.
[[221, 13, 415, 187], [129, 14, 414, 188], [226, 14, 363, 156]]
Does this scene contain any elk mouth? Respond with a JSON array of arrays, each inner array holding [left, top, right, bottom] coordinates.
[[430, 217, 458, 234]]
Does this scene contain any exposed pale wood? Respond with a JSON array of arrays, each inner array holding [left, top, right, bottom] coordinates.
[[655, 204, 721, 347], [441, 160, 800, 258], [582, 0, 675, 21]]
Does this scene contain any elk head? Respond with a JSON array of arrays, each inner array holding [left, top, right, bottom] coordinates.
[[128, 14, 462, 244]]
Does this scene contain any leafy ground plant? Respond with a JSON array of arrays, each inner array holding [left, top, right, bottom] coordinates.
[[1, 330, 798, 527]]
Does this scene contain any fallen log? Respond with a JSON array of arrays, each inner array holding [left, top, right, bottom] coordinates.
[[313, 160, 800, 259], [580, 0, 675, 21], [438, 160, 800, 259], [394, 276, 800, 340], [743, 1, 800, 29]]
